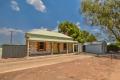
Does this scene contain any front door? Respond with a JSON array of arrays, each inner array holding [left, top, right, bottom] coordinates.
[[74, 45, 78, 52]]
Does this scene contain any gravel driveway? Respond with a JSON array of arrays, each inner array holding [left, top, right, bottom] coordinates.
[[0, 54, 92, 73], [0, 56, 119, 80]]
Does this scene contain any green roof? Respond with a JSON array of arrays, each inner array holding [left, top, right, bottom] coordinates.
[[27, 30, 72, 39], [26, 29, 77, 43]]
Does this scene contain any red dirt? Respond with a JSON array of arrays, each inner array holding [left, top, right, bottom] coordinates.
[[0, 57, 119, 80]]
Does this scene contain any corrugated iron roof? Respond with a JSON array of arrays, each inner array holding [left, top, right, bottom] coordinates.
[[84, 41, 106, 45], [26, 29, 71, 39], [26, 29, 78, 43]]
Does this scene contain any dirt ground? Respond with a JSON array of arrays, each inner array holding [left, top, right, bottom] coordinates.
[[0, 56, 120, 80], [0, 54, 91, 73]]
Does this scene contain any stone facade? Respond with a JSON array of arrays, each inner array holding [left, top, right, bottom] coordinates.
[[29, 41, 74, 55]]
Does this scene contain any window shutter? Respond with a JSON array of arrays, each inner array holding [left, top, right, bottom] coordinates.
[[37, 42, 40, 51]]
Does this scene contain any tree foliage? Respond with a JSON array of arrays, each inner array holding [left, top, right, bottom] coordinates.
[[58, 21, 96, 43], [81, 0, 120, 41]]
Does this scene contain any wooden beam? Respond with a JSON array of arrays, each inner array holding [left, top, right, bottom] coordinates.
[[73, 43, 74, 53], [26, 39, 30, 57], [51, 42, 53, 55], [66, 43, 68, 54], [58, 43, 60, 54], [78, 44, 79, 53]]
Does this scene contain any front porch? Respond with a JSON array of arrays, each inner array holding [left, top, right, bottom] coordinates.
[[27, 41, 78, 56]]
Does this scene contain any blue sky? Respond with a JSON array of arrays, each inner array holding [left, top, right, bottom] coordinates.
[[0, 0, 100, 45]]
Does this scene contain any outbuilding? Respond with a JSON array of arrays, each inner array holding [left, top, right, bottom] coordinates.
[[2, 45, 26, 58], [84, 41, 107, 54]]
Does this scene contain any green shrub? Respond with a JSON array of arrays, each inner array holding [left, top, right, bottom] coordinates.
[[116, 41, 120, 47], [107, 44, 120, 52]]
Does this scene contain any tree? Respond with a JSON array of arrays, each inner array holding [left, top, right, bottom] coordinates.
[[58, 21, 97, 43], [81, 0, 120, 41], [77, 30, 96, 43], [87, 34, 97, 42], [58, 21, 79, 35]]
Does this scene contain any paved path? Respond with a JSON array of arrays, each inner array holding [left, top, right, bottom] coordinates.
[[0, 54, 92, 74]]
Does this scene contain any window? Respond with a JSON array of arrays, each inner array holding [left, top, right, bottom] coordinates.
[[38, 42, 45, 50], [63, 43, 67, 50]]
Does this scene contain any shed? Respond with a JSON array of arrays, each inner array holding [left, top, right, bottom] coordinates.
[[2, 45, 26, 58], [84, 41, 107, 54], [0, 48, 2, 58]]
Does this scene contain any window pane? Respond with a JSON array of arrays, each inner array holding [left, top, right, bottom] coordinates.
[[39, 42, 44, 50]]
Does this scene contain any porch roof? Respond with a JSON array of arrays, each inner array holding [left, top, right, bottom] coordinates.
[[29, 38, 77, 43], [26, 29, 78, 43]]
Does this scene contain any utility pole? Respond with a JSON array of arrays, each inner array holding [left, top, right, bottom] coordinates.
[[10, 31, 14, 44]]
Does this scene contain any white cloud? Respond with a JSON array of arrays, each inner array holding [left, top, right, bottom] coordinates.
[[11, 0, 20, 11], [76, 22, 81, 29], [29, 27, 48, 32], [0, 28, 24, 36], [76, 22, 80, 26], [53, 26, 58, 32], [53, 21, 60, 32], [92, 28, 100, 33], [26, 0, 46, 12]]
